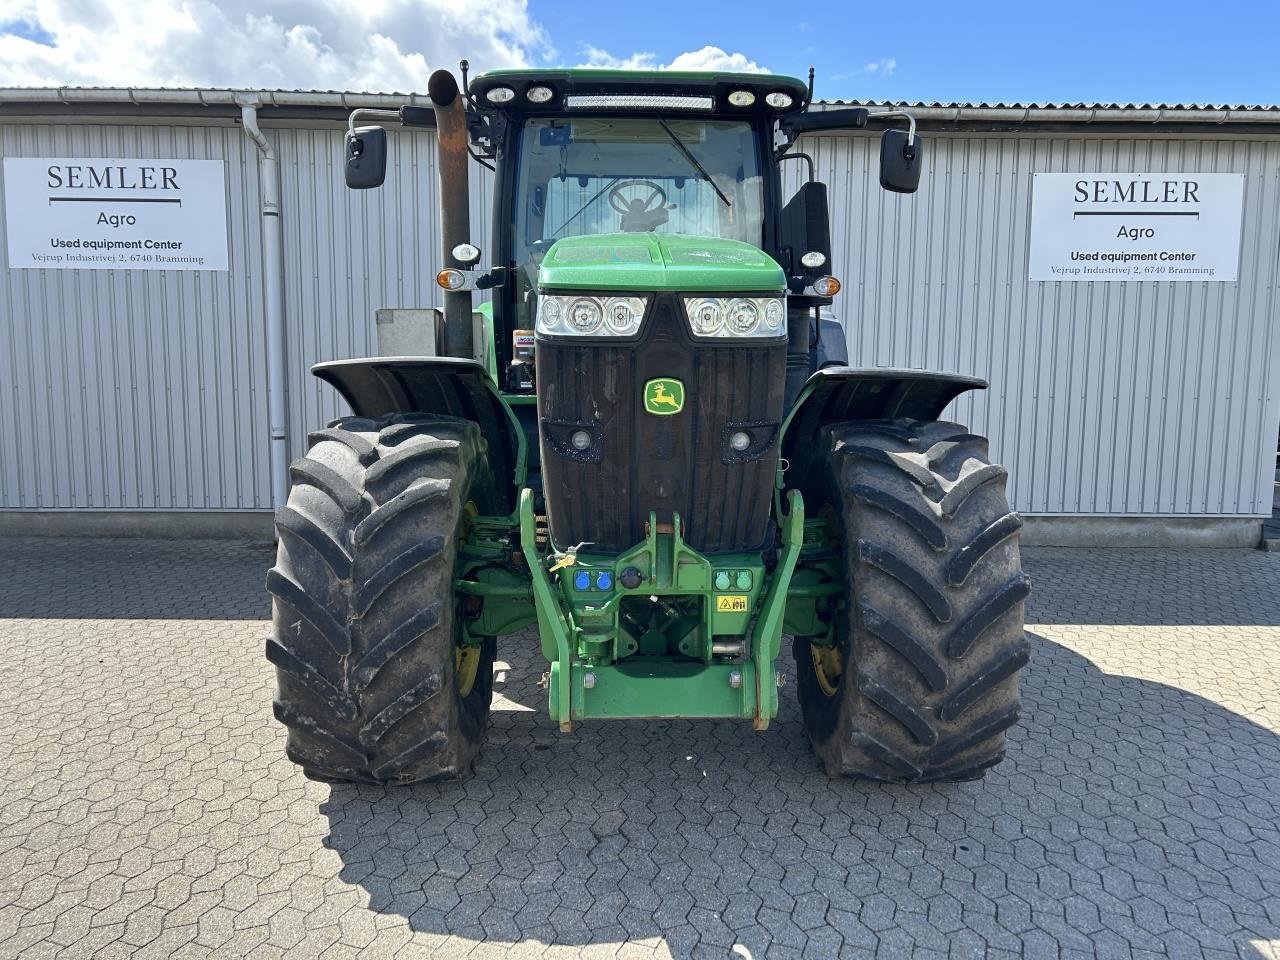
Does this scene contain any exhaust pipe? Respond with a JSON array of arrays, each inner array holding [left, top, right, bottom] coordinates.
[[428, 69, 475, 360]]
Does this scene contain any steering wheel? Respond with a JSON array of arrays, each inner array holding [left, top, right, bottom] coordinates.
[[608, 179, 668, 217]]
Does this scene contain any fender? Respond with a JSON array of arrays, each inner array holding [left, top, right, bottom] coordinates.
[[779, 366, 987, 477], [312, 356, 525, 511]]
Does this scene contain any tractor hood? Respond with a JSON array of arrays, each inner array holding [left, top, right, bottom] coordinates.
[[537, 233, 786, 293]]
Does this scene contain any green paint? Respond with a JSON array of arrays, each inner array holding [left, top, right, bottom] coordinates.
[[507, 500, 812, 725], [749, 490, 805, 730], [519, 489, 575, 731], [538, 233, 786, 293], [475, 300, 497, 384], [643, 377, 684, 415], [454, 567, 536, 636], [557, 513, 767, 663], [571, 662, 758, 721]]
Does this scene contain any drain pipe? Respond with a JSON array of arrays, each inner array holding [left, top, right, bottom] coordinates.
[[237, 96, 289, 516]]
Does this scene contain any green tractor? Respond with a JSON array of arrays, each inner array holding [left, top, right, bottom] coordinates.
[[266, 66, 1029, 785]]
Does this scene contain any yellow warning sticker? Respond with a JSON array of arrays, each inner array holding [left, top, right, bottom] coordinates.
[[716, 595, 750, 612]]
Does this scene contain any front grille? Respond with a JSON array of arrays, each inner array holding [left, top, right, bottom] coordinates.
[[536, 295, 786, 553]]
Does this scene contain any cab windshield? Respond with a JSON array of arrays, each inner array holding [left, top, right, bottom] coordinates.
[[512, 116, 764, 326]]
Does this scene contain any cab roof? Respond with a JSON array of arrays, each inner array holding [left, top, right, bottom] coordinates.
[[470, 69, 810, 115]]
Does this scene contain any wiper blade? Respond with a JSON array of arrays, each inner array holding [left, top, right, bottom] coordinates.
[[655, 115, 731, 208]]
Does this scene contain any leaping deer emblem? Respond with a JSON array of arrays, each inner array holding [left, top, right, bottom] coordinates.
[[649, 382, 680, 409]]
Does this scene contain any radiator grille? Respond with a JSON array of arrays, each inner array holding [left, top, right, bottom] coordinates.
[[536, 295, 786, 553]]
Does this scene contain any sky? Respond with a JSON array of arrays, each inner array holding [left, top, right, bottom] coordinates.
[[1, 0, 1278, 105]]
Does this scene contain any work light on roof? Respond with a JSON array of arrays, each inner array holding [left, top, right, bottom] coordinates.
[[765, 91, 794, 109], [485, 86, 516, 104], [526, 85, 555, 104], [727, 90, 756, 107]]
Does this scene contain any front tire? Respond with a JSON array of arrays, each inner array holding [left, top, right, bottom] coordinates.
[[266, 413, 495, 785], [794, 419, 1030, 783]]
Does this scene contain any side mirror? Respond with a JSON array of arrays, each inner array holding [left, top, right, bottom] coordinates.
[[345, 125, 387, 189], [879, 129, 923, 194], [778, 181, 832, 293]]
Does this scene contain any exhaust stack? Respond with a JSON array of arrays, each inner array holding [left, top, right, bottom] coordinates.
[[428, 69, 475, 360]]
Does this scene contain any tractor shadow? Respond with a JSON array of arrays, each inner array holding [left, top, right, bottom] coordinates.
[[319, 585, 1280, 957], [0, 536, 274, 620]]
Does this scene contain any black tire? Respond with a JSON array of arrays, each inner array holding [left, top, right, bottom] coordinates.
[[794, 418, 1030, 783], [265, 413, 496, 785]]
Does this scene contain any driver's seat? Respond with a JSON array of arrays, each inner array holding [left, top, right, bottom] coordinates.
[[619, 199, 670, 232]]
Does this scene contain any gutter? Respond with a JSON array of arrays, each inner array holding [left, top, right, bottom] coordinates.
[[813, 102, 1280, 127], [3, 87, 1278, 128], [236, 96, 289, 518], [1, 86, 430, 110]]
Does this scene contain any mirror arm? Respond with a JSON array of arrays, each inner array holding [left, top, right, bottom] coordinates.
[[468, 147, 496, 172], [475, 266, 508, 291], [867, 109, 918, 147], [347, 108, 401, 136], [777, 152, 816, 183]]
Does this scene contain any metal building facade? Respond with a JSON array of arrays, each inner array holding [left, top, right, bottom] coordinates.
[[785, 133, 1280, 519], [1, 93, 1277, 530]]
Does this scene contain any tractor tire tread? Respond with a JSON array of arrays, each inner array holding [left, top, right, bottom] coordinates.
[[267, 413, 495, 784], [794, 417, 1029, 784]]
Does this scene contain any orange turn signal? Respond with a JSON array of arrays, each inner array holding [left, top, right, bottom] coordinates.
[[436, 268, 465, 290], [812, 275, 841, 297]]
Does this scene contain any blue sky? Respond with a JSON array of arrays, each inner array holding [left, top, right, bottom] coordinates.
[[533, 0, 1280, 105], [2, 0, 1278, 103]]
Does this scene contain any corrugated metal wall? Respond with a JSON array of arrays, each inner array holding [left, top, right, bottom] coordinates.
[[0, 120, 268, 510], [783, 133, 1280, 517], [1, 115, 1277, 517]]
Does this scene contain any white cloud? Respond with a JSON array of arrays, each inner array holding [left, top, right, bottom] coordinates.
[[579, 44, 768, 74], [862, 58, 897, 77], [0, 0, 552, 91], [578, 44, 658, 72]]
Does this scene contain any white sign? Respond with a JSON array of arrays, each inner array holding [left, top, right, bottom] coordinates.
[[3, 157, 229, 271], [1028, 172, 1244, 282]]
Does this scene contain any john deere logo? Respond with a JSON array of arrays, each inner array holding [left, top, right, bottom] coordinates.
[[644, 378, 685, 415]]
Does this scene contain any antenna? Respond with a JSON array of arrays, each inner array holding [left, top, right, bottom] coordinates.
[[460, 59, 471, 99], [806, 66, 815, 108]]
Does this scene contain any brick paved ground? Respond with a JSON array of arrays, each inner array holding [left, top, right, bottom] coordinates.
[[2, 538, 1279, 959]]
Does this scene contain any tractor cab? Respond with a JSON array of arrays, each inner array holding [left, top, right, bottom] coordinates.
[[462, 69, 922, 393]]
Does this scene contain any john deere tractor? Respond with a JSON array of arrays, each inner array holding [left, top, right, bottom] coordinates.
[[266, 66, 1029, 785]]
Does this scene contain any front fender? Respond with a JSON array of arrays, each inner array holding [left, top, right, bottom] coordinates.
[[312, 356, 525, 510], [779, 366, 987, 475]]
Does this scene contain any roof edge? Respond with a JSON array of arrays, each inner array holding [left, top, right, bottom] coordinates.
[[1, 88, 1279, 127]]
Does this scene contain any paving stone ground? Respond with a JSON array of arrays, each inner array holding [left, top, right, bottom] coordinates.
[[2, 537, 1279, 959]]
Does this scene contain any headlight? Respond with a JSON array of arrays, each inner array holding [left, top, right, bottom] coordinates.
[[537, 294, 647, 337], [725, 298, 760, 335], [603, 296, 645, 334], [687, 298, 724, 336], [569, 297, 603, 333], [682, 296, 786, 338]]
